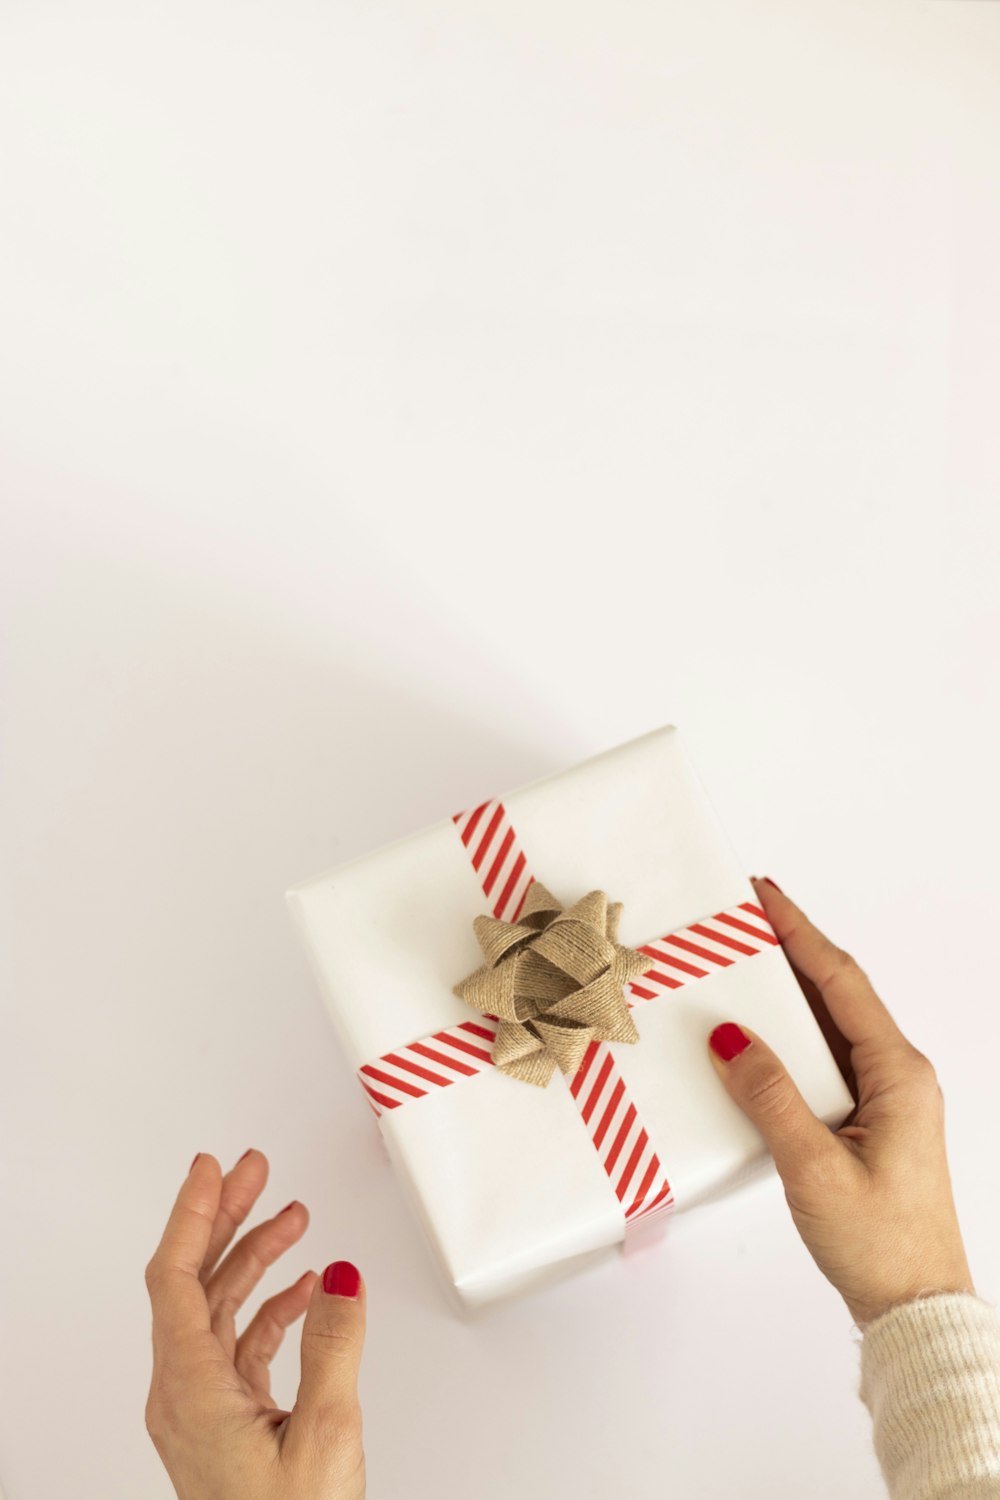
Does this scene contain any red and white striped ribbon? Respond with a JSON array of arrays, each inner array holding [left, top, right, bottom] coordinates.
[[358, 799, 779, 1233]]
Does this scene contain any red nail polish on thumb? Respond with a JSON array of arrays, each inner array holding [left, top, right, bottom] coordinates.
[[322, 1261, 361, 1299], [709, 1023, 751, 1061]]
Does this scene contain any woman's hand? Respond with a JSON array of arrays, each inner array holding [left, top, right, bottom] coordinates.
[[144, 1151, 366, 1499], [707, 875, 975, 1327]]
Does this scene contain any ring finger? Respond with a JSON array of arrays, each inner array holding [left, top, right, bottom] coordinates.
[[206, 1200, 309, 1359]]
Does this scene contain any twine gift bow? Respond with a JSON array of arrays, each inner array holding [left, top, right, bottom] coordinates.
[[451, 881, 651, 1088]]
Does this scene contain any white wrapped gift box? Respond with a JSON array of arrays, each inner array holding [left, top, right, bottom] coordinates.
[[287, 724, 853, 1307]]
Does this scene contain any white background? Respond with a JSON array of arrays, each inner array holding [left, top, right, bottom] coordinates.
[[2, 2, 999, 1496]]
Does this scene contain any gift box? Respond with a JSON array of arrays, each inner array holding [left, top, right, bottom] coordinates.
[[287, 724, 853, 1307]]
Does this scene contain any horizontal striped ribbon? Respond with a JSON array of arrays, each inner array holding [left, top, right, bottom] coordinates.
[[358, 799, 779, 1234]]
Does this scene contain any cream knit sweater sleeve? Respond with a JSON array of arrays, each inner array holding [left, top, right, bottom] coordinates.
[[858, 1292, 1000, 1498]]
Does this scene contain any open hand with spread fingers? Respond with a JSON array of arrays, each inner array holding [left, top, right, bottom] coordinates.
[[144, 1151, 366, 1499]]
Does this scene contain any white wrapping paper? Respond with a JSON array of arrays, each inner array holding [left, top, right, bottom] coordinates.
[[287, 725, 853, 1306]]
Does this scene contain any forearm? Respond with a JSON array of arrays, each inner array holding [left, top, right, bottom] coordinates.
[[859, 1292, 1000, 1499]]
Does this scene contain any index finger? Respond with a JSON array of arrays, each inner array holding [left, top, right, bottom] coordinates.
[[751, 876, 904, 1051], [145, 1154, 222, 1352]]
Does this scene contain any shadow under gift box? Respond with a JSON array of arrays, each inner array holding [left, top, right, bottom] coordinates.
[[287, 723, 854, 1308]]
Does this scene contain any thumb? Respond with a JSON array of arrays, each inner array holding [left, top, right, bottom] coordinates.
[[291, 1260, 366, 1438], [707, 1022, 833, 1185]]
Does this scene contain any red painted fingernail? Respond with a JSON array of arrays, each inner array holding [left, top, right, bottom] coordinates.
[[237, 1149, 253, 1163], [189, 1153, 201, 1172], [279, 1201, 296, 1214], [763, 875, 783, 893], [710, 1023, 751, 1061], [322, 1260, 361, 1298]]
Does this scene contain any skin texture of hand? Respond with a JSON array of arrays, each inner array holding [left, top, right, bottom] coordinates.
[[144, 1151, 366, 1499], [707, 875, 975, 1328]]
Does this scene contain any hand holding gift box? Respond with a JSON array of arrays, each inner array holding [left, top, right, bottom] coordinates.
[[287, 725, 854, 1307]]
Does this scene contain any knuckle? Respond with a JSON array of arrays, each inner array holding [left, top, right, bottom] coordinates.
[[241, 1236, 271, 1281], [828, 943, 862, 981], [332, 1397, 364, 1443], [260, 1304, 287, 1339], [220, 1186, 257, 1228], [303, 1323, 359, 1355], [144, 1391, 170, 1443], [307, 1396, 364, 1456], [219, 1232, 272, 1296], [236, 1305, 285, 1362], [805, 1136, 854, 1192], [746, 1067, 796, 1121], [211, 1291, 242, 1325], [339, 1400, 364, 1451], [906, 1046, 943, 1098]]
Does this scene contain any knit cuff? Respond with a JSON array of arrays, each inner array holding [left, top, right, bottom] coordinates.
[[859, 1292, 1000, 1499]]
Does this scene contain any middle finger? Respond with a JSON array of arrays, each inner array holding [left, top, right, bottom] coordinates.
[[200, 1149, 270, 1281]]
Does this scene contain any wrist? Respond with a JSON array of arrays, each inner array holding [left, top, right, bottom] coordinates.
[[848, 1274, 977, 1330]]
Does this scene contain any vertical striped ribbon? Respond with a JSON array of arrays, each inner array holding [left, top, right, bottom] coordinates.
[[358, 800, 780, 1237]]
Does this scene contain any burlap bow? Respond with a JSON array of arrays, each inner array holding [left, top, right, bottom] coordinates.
[[451, 882, 650, 1087]]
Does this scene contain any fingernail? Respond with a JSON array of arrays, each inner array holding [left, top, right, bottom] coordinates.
[[279, 1201, 296, 1214], [709, 1023, 751, 1061], [189, 1153, 201, 1172], [322, 1260, 361, 1298], [763, 875, 783, 893], [237, 1149, 253, 1163]]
